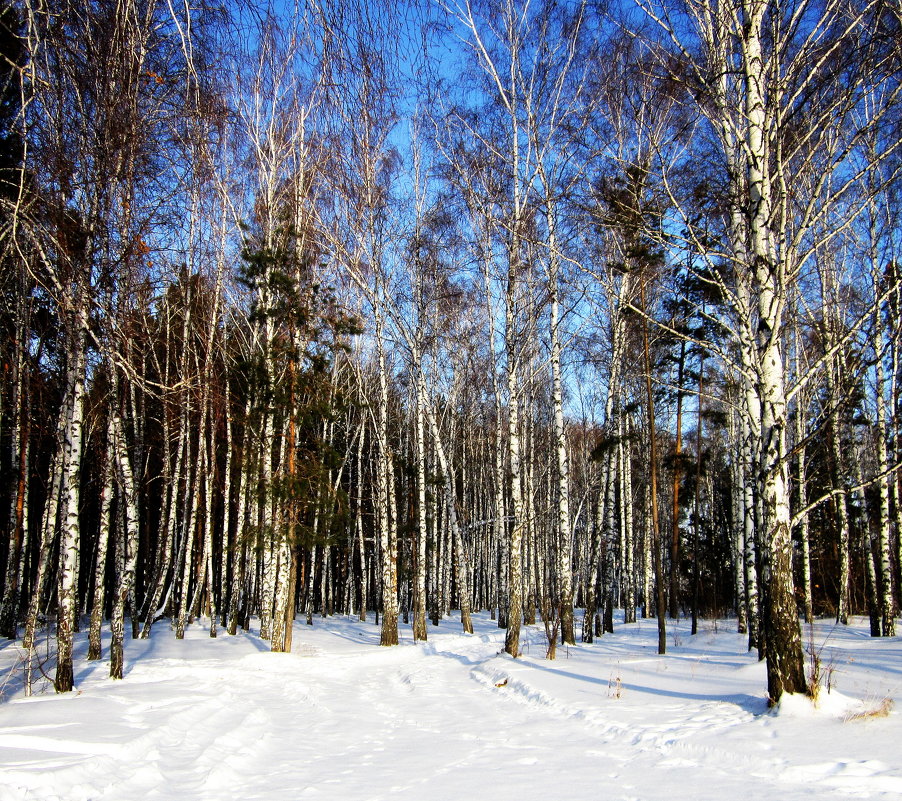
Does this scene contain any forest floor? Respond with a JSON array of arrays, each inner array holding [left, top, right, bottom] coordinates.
[[0, 612, 900, 800]]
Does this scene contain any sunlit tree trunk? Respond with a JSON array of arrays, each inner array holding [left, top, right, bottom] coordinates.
[[375, 297, 399, 646], [620, 416, 635, 624], [548, 213, 575, 644], [412, 359, 429, 641], [88, 422, 114, 660], [870, 222, 895, 636], [503, 259, 525, 656], [55, 303, 88, 693], [740, 414, 761, 651], [110, 371, 140, 680], [743, 0, 805, 699]]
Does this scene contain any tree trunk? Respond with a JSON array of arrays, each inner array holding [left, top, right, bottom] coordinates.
[[731, 409, 748, 634], [792, 384, 814, 625], [426, 406, 473, 634], [88, 426, 115, 660], [620, 416, 636, 624], [0, 296, 30, 639], [640, 278, 666, 655], [412, 348, 428, 641], [744, 0, 805, 700], [550, 249, 575, 642], [504, 321, 525, 657], [55, 309, 88, 694], [872, 270, 895, 635], [670, 340, 686, 620], [110, 380, 140, 680], [373, 298, 398, 645]]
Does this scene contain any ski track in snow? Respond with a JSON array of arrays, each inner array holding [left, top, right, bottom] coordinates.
[[0, 614, 900, 801]]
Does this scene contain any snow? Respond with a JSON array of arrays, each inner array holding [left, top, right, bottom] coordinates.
[[1, 614, 900, 800]]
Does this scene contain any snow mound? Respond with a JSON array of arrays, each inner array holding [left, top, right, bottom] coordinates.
[[778, 689, 895, 721]]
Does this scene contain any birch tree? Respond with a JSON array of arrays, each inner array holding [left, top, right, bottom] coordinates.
[[635, 0, 901, 699]]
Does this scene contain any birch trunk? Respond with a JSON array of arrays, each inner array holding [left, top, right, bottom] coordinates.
[[872, 264, 895, 635], [741, 414, 761, 650], [582, 483, 602, 642], [743, 0, 805, 699], [141, 312, 183, 636], [412, 346, 428, 641], [602, 443, 617, 635], [219, 378, 233, 629], [826, 350, 851, 625], [793, 400, 813, 625], [620, 416, 636, 624], [175, 443, 200, 639], [504, 303, 525, 657], [790, 318, 813, 625], [670, 341, 686, 620], [0, 293, 30, 639], [376, 300, 399, 646], [55, 307, 88, 693], [227, 395, 254, 635], [356, 422, 367, 622], [730, 408, 748, 633], [110, 373, 140, 680], [23, 419, 66, 656], [426, 406, 473, 633], [640, 278, 666, 654], [549, 239, 574, 644], [88, 425, 115, 660], [258, 408, 277, 641], [643, 482, 654, 620]]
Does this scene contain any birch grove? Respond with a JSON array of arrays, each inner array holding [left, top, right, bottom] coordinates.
[[0, 0, 900, 705]]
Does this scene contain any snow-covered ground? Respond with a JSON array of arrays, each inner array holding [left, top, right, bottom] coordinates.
[[0, 613, 900, 800]]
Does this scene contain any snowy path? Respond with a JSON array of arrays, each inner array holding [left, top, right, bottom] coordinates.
[[1, 614, 901, 800]]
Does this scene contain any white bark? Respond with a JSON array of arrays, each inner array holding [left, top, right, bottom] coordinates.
[[743, 0, 805, 699], [375, 300, 399, 646], [619, 416, 635, 624], [110, 380, 140, 680], [412, 356, 428, 641], [548, 213, 575, 643], [872, 270, 895, 635], [55, 308, 88, 693], [88, 422, 115, 660]]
